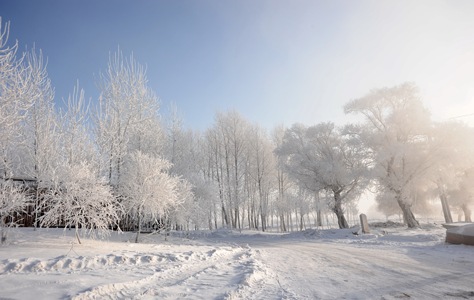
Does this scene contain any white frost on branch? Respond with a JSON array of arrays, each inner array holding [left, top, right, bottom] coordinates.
[[40, 162, 121, 242]]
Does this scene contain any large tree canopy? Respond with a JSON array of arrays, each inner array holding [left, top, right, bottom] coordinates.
[[344, 83, 434, 228], [275, 122, 370, 229]]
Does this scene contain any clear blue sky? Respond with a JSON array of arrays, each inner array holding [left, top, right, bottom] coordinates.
[[2, 0, 474, 130]]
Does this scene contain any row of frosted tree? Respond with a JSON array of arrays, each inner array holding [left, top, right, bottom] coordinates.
[[1, 19, 474, 242]]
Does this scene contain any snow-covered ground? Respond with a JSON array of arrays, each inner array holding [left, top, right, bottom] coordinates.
[[1, 223, 474, 299]]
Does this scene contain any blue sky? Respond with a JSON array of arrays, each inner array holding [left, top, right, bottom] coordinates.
[[2, 0, 474, 130]]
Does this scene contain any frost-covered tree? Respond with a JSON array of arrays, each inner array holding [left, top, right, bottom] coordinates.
[[276, 122, 370, 229], [206, 111, 250, 229], [205, 126, 228, 227], [95, 50, 162, 186], [19, 50, 59, 230], [0, 19, 22, 178], [0, 20, 49, 179], [427, 122, 474, 223], [39, 84, 122, 243], [21, 48, 57, 173], [448, 168, 474, 222], [119, 151, 187, 242], [0, 19, 20, 123], [375, 179, 436, 222], [161, 105, 217, 230], [0, 19, 65, 231], [164, 103, 185, 169], [188, 174, 219, 230], [344, 83, 434, 228], [293, 187, 312, 231], [374, 190, 402, 220], [40, 163, 120, 244], [246, 124, 276, 231], [59, 83, 96, 168], [271, 125, 295, 231], [167, 178, 194, 231], [0, 180, 30, 243], [188, 131, 222, 230], [0, 19, 24, 145], [163, 104, 202, 179]]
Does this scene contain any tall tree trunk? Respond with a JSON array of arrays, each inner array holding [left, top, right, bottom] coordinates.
[[108, 149, 113, 184], [439, 192, 453, 223], [314, 192, 323, 227], [333, 190, 349, 229], [300, 213, 304, 231], [75, 221, 82, 244], [221, 203, 229, 227], [461, 204, 472, 222], [260, 203, 266, 232], [236, 207, 241, 231], [240, 207, 245, 231], [135, 208, 141, 243], [280, 214, 286, 232], [288, 213, 293, 232], [214, 210, 218, 229], [1, 218, 7, 244], [247, 201, 252, 229], [34, 183, 40, 230], [316, 209, 322, 227], [437, 182, 453, 223], [208, 213, 213, 231], [395, 192, 420, 228], [294, 209, 299, 230]]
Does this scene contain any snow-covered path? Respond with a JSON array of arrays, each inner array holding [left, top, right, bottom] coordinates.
[[252, 239, 474, 299], [1, 226, 474, 299]]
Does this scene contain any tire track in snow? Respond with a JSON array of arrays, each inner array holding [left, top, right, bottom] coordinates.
[[224, 248, 297, 300], [72, 246, 270, 299], [0, 253, 177, 274], [1, 241, 282, 299]]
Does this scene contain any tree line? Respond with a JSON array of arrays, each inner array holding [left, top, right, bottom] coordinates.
[[1, 18, 473, 242]]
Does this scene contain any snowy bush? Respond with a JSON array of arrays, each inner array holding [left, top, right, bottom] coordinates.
[[40, 162, 121, 243], [120, 151, 189, 242], [0, 181, 30, 243]]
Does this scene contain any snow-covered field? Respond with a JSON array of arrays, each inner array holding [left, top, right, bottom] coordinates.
[[1, 223, 474, 299]]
